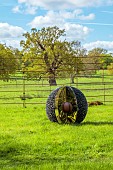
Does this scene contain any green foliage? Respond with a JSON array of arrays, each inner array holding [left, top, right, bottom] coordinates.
[[101, 54, 113, 69], [0, 44, 18, 81], [20, 28, 113, 84], [107, 63, 113, 75], [82, 48, 113, 75], [88, 48, 106, 72], [12, 48, 23, 70], [20, 26, 85, 85]]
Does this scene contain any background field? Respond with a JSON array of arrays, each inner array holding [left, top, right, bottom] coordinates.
[[0, 70, 113, 106]]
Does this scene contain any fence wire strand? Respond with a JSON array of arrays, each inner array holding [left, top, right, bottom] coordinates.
[[0, 55, 113, 107]]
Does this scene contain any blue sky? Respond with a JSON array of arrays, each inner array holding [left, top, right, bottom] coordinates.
[[1, 0, 113, 52]]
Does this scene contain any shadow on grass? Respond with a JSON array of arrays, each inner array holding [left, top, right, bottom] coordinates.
[[81, 121, 113, 126], [0, 154, 76, 169]]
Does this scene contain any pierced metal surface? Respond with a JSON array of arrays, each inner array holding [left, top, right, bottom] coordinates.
[[46, 86, 88, 124], [55, 86, 78, 123]]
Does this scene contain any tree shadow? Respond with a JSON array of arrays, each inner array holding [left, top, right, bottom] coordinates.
[[81, 121, 113, 126]]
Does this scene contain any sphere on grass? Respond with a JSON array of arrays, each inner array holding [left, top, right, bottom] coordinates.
[[46, 86, 88, 124]]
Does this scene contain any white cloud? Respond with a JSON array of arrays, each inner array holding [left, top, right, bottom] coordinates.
[[58, 10, 95, 20], [28, 11, 65, 27], [0, 39, 21, 49], [0, 23, 25, 48], [0, 23, 25, 38], [12, 4, 38, 15], [28, 10, 92, 41], [64, 23, 90, 41], [78, 13, 95, 20], [12, 5, 21, 13], [83, 41, 113, 52], [27, 9, 95, 25], [17, 0, 113, 10], [25, 5, 38, 15]]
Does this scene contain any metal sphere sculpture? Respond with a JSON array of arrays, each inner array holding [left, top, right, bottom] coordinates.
[[46, 86, 88, 124]]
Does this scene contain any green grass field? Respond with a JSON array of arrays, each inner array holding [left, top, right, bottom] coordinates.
[[0, 72, 113, 106], [0, 72, 113, 169], [0, 104, 113, 170]]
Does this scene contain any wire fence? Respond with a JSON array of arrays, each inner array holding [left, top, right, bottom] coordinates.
[[0, 56, 113, 107]]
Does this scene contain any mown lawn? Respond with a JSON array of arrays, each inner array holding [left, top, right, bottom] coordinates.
[[0, 104, 113, 170]]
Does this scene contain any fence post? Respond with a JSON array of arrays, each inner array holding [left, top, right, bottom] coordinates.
[[22, 63, 26, 108], [102, 69, 105, 105]]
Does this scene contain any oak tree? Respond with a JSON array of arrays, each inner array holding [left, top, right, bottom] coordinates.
[[20, 26, 83, 85]]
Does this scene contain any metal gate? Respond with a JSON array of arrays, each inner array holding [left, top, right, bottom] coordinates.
[[0, 56, 113, 107]]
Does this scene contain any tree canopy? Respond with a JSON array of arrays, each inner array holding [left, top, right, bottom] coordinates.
[[20, 26, 85, 85], [82, 48, 113, 75], [0, 44, 18, 81], [0, 27, 113, 83]]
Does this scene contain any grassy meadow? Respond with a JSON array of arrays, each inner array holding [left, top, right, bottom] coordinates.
[[0, 71, 113, 106], [0, 71, 113, 169], [0, 104, 113, 170]]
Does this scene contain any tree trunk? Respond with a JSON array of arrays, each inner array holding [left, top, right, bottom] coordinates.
[[49, 73, 57, 86], [70, 74, 75, 84]]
